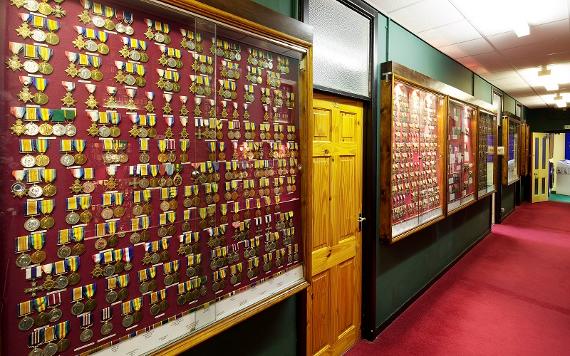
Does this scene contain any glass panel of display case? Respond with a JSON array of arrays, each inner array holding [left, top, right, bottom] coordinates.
[[508, 120, 520, 184], [477, 111, 497, 196], [447, 100, 476, 212], [0, 0, 305, 354], [390, 80, 444, 238]]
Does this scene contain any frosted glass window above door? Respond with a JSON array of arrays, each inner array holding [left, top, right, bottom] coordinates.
[[306, 0, 371, 97]]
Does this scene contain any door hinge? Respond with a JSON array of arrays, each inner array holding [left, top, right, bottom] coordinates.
[[358, 213, 366, 232]]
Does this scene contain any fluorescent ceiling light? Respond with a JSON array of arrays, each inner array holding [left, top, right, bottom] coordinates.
[[555, 100, 567, 108], [513, 21, 530, 37]]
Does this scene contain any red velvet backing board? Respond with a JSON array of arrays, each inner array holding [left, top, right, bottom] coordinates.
[[0, 0, 303, 354]]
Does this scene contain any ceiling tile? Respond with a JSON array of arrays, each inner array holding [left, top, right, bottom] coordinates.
[[486, 19, 570, 51], [440, 37, 495, 58], [389, 0, 463, 33], [418, 20, 481, 47], [367, 0, 422, 13]]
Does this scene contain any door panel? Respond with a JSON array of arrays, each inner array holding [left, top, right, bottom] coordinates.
[[308, 95, 363, 356], [532, 132, 549, 203]]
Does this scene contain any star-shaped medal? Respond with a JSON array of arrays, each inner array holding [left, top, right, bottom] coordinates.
[[72, 36, 86, 49], [61, 92, 76, 107], [85, 94, 98, 109], [11, 0, 26, 7], [18, 87, 33, 103], [145, 101, 155, 113], [16, 23, 32, 38], [163, 103, 172, 115], [144, 28, 155, 40], [65, 63, 79, 77], [6, 55, 22, 71], [119, 46, 130, 58], [10, 120, 26, 136], [53, 5, 66, 18], [78, 10, 91, 24], [87, 123, 99, 137]]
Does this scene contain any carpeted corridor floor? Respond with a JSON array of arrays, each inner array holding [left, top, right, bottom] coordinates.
[[347, 202, 570, 356]]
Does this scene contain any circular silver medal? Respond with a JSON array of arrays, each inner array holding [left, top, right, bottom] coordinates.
[[99, 126, 111, 138], [115, 23, 126, 33], [31, 29, 47, 42], [125, 26, 135, 36], [55, 275, 69, 289], [57, 245, 72, 259], [24, 217, 41, 232], [71, 301, 85, 316], [124, 74, 136, 86], [167, 57, 177, 68], [80, 328, 93, 343], [27, 184, 43, 198], [85, 40, 99, 53], [103, 264, 115, 277], [43, 342, 58, 356], [52, 124, 66, 136], [78, 67, 92, 80], [92, 16, 105, 27], [65, 212, 80, 225], [101, 321, 113, 335], [21, 155, 36, 168], [154, 33, 165, 43], [65, 124, 77, 137], [24, 0, 40, 12], [139, 281, 149, 294], [23, 60, 39, 74], [49, 308, 62, 322], [60, 153, 75, 167], [105, 290, 118, 304], [129, 50, 141, 62], [150, 303, 160, 316], [18, 315, 35, 331], [16, 253, 32, 268], [122, 314, 134, 328], [25, 122, 39, 136]]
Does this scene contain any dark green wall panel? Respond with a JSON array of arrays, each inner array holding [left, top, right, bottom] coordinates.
[[474, 75, 492, 104], [182, 296, 298, 356], [375, 198, 491, 325], [504, 95, 516, 114], [527, 108, 570, 132], [501, 184, 515, 216], [387, 21, 472, 94], [253, 0, 299, 19]]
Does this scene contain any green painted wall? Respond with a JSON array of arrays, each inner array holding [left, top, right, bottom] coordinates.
[[388, 21, 473, 94], [253, 0, 298, 18], [501, 184, 516, 216], [373, 15, 494, 330], [504, 95, 516, 114], [182, 297, 298, 356], [474, 75, 493, 104]]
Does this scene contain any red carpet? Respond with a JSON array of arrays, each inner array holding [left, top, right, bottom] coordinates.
[[348, 202, 570, 356]]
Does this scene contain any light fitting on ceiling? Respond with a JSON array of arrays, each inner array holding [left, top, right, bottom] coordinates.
[[553, 93, 567, 108], [537, 66, 551, 77], [537, 65, 560, 91], [513, 21, 530, 37]]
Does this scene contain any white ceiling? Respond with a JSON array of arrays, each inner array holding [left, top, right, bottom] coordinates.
[[368, 0, 570, 108]]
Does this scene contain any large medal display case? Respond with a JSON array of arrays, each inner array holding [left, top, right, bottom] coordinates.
[[380, 63, 447, 243], [446, 100, 477, 214], [0, 0, 311, 355], [477, 110, 498, 198], [380, 62, 497, 243], [502, 114, 521, 185]]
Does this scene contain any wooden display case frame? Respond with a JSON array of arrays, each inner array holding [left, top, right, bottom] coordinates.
[[502, 113, 522, 186], [380, 62, 497, 244], [89, 0, 314, 354], [446, 98, 479, 216], [476, 108, 499, 200], [520, 122, 530, 177], [380, 62, 448, 244]]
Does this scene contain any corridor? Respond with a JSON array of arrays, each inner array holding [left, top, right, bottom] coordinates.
[[348, 202, 570, 356]]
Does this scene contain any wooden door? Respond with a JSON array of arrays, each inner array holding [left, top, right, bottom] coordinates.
[[307, 94, 363, 356], [531, 132, 549, 203]]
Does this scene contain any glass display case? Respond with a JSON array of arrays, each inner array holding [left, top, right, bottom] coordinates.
[[447, 100, 477, 213], [502, 115, 521, 185], [380, 63, 447, 243], [477, 110, 498, 198], [0, 0, 310, 354]]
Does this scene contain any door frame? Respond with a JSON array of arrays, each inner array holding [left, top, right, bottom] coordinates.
[[300, 0, 380, 347], [531, 132, 550, 203]]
